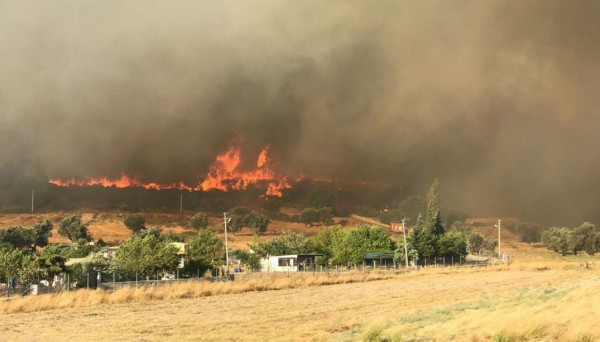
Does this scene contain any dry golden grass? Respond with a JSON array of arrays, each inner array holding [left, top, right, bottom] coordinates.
[[0, 271, 399, 315], [1, 212, 353, 248], [1, 264, 596, 342]]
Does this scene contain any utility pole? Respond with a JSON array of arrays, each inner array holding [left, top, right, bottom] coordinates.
[[402, 218, 409, 268], [223, 212, 231, 277], [31, 188, 34, 213], [179, 192, 183, 214], [495, 219, 502, 259]]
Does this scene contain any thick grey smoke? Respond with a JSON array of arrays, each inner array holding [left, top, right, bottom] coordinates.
[[1, 1, 600, 224]]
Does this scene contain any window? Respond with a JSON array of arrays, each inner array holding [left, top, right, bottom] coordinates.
[[278, 257, 294, 267]]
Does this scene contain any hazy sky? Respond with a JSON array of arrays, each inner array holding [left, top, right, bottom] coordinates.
[[1, 1, 600, 224]]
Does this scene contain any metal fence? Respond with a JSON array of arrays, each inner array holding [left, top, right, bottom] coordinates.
[[2, 257, 495, 299]]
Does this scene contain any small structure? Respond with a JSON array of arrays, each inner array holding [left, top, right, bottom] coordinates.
[[170, 242, 190, 268], [364, 253, 395, 269], [260, 254, 323, 272], [101, 246, 120, 261], [389, 222, 408, 233]]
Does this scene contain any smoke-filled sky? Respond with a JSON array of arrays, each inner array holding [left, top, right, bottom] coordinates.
[[1, 1, 600, 224]]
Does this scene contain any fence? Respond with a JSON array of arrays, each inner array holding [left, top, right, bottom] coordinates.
[[2, 257, 494, 298]]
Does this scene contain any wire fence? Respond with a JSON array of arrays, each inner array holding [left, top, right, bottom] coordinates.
[[1, 256, 496, 299]]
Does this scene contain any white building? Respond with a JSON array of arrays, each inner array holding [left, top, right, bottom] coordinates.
[[260, 254, 323, 272]]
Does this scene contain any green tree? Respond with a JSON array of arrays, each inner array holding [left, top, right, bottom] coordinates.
[[0, 219, 53, 251], [300, 207, 333, 226], [228, 206, 252, 232], [309, 226, 349, 266], [408, 214, 437, 259], [190, 212, 209, 230], [124, 215, 146, 233], [307, 190, 336, 209], [542, 227, 572, 256], [249, 237, 289, 258], [516, 223, 542, 244], [184, 230, 223, 276], [245, 212, 270, 233], [572, 222, 598, 255], [35, 245, 68, 283], [393, 236, 419, 266], [0, 246, 24, 282], [300, 208, 318, 225], [0, 226, 31, 249], [425, 179, 444, 236], [249, 231, 312, 258], [231, 249, 262, 271], [114, 235, 179, 278], [18, 254, 38, 284], [467, 232, 485, 255], [342, 225, 395, 264], [437, 229, 467, 258], [61, 239, 95, 259], [58, 215, 91, 241], [28, 219, 53, 250]]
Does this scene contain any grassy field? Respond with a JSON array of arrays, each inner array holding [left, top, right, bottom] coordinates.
[[1, 259, 598, 341]]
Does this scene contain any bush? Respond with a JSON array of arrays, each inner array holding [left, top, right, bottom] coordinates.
[[190, 212, 209, 230], [245, 212, 270, 233], [516, 223, 542, 244], [542, 227, 572, 255], [58, 215, 91, 241], [307, 190, 336, 209], [227, 207, 270, 233], [124, 215, 146, 233], [300, 207, 333, 226], [228, 207, 252, 232]]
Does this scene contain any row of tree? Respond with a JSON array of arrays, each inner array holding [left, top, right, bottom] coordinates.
[[542, 222, 600, 256]]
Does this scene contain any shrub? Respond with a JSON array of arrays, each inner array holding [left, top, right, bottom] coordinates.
[[190, 212, 209, 230], [307, 190, 336, 209], [59, 215, 91, 241], [124, 215, 146, 233]]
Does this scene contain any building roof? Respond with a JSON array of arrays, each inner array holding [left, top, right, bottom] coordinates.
[[365, 252, 395, 259], [269, 254, 324, 258]]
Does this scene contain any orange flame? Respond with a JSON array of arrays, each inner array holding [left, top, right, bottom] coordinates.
[[199, 144, 289, 196], [48, 144, 292, 197]]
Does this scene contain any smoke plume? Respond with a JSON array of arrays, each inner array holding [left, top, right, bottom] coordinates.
[[1, 1, 600, 225]]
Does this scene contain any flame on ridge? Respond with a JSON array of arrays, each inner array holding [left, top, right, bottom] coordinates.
[[48, 144, 291, 197]]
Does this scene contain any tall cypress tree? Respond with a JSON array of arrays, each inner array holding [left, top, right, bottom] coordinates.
[[425, 179, 445, 236]]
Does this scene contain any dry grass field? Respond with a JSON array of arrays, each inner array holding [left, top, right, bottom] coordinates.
[[1, 261, 598, 342], [0, 211, 355, 248]]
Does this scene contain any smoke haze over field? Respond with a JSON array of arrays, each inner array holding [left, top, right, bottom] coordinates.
[[1, 1, 600, 224]]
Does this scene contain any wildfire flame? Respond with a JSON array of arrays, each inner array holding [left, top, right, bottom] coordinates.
[[48, 144, 291, 197]]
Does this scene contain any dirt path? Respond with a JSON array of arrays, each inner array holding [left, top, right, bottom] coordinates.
[[0, 268, 588, 341]]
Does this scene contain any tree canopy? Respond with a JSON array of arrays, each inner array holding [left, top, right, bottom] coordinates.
[[307, 190, 336, 209], [190, 212, 209, 230], [124, 215, 146, 233], [59, 215, 91, 241], [114, 234, 179, 278]]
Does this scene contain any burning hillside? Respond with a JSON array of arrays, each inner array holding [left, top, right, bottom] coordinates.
[[49, 144, 292, 197]]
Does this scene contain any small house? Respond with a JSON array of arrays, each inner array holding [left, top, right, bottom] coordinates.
[[364, 252, 395, 269], [260, 254, 323, 272], [101, 246, 120, 261], [389, 222, 409, 233], [169, 242, 190, 268]]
